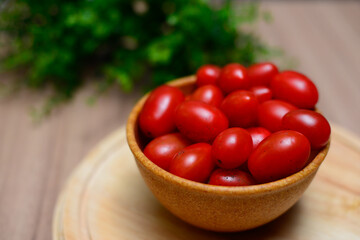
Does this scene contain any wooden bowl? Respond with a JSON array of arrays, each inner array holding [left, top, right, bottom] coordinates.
[[126, 76, 330, 232]]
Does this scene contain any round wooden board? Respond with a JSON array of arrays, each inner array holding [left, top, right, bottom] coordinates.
[[53, 125, 360, 240]]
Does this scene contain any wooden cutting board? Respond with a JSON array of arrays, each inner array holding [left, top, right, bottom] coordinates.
[[53, 125, 360, 240]]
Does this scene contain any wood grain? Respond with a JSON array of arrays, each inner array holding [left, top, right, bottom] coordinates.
[[53, 126, 360, 240], [0, 2, 360, 240], [257, 1, 360, 134]]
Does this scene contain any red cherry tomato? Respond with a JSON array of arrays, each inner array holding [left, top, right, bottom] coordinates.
[[212, 128, 253, 169], [169, 143, 215, 183], [271, 71, 319, 109], [175, 101, 229, 142], [217, 63, 250, 94], [139, 85, 185, 138], [248, 130, 311, 183], [190, 85, 224, 108], [250, 86, 272, 103], [247, 127, 271, 150], [248, 62, 279, 87], [258, 100, 297, 132], [208, 169, 256, 186], [282, 109, 331, 149], [144, 133, 192, 170], [196, 65, 221, 87], [220, 90, 258, 128], [239, 161, 250, 173]]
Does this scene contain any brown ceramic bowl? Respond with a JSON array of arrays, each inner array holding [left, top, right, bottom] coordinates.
[[126, 76, 330, 232]]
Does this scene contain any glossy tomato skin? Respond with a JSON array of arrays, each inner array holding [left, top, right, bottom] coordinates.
[[248, 62, 279, 87], [220, 90, 259, 128], [258, 100, 297, 132], [248, 130, 311, 183], [250, 86, 272, 103], [169, 143, 215, 183], [139, 85, 185, 138], [230, 126, 271, 172], [247, 127, 271, 150], [271, 71, 319, 109], [144, 133, 192, 170], [212, 128, 253, 169], [217, 63, 250, 94], [196, 65, 221, 87], [282, 109, 331, 149], [175, 101, 229, 142], [190, 85, 224, 108], [208, 169, 256, 186]]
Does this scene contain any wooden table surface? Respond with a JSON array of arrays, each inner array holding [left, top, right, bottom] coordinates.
[[0, 1, 359, 240]]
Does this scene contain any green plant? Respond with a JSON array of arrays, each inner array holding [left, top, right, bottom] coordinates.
[[0, 0, 278, 117]]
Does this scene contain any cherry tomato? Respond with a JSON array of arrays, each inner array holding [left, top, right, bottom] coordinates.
[[250, 86, 272, 103], [307, 150, 320, 166], [217, 63, 250, 94], [175, 101, 229, 142], [271, 71, 319, 109], [139, 85, 185, 138], [248, 62, 279, 87], [196, 65, 221, 87], [248, 130, 311, 183], [212, 128, 253, 169], [144, 133, 192, 170], [189, 85, 224, 108], [169, 143, 215, 183], [247, 127, 271, 150], [220, 90, 258, 128], [239, 161, 250, 173], [282, 109, 331, 149], [258, 100, 297, 132], [208, 169, 256, 186]]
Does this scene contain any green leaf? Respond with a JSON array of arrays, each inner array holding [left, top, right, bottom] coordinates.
[[147, 33, 183, 64], [0, 0, 282, 119], [115, 71, 132, 92]]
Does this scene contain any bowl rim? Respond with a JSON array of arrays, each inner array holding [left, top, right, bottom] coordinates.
[[126, 76, 330, 196]]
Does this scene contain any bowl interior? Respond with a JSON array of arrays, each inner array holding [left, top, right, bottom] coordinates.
[[126, 76, 330, 196]]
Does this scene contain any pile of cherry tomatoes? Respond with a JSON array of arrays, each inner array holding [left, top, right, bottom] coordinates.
[[139, 63, 331, 186]]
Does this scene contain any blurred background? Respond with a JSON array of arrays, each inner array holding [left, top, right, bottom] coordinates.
[[0, 1, 359, 240]]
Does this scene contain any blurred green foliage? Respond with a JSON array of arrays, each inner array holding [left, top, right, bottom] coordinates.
[[0, 0, 277, 116]]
